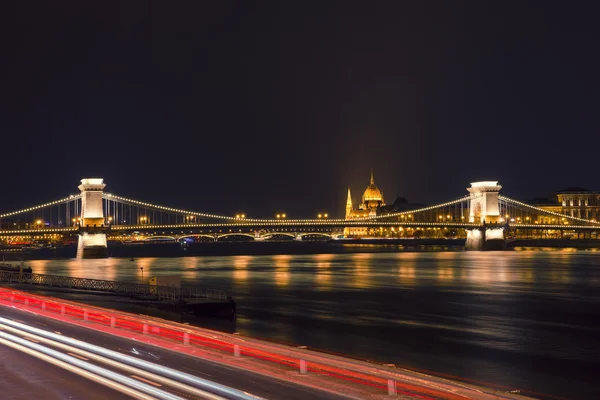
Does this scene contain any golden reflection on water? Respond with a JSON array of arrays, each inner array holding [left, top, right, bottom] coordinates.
[[233, 255, 250, 281], [437, 267, 454, 282], [28, 259, 49, 275], [398, 266, 416, 285], [314, 254, 332, 290], [273, 254, 291, 286], [351, 253, 371, 289], [134, 258, 156, 283]]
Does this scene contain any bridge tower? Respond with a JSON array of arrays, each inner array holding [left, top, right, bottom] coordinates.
[[465, 181, 506, 250], [77, 178, 109, 259]]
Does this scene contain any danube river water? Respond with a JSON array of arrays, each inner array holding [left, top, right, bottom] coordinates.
[[27, 249, 600, 399]]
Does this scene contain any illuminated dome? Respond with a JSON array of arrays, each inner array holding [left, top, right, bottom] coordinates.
[[361, 170, 384, 205]]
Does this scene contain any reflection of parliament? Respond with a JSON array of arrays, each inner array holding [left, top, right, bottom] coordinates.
[[344, 170, 600, 236]]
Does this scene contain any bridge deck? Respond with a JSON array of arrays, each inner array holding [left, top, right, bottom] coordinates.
[[0, 271, 227, 303]]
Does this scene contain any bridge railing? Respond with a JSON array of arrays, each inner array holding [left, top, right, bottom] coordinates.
[[0, 271, 227, 303]]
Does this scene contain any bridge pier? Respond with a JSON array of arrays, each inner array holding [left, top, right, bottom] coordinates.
[[465, 226, 506, 250], [77, 178, 109, 259], [466, 181, 506, 251]]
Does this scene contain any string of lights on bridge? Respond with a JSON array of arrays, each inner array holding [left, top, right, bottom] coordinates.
[[103, 193, 373, 224], [0, 194, 81, 219], [2, 190, 600, 237], [499, 196, 600, 225]]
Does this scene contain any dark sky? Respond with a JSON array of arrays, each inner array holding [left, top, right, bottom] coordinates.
[[2, 1, 599, 218]]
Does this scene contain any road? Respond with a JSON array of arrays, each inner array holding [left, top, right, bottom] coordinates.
[[0, 342, 131, 400], [0, 306, 346, 400]]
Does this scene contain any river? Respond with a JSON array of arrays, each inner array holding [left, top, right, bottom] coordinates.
[[25, 248, 600, 399]]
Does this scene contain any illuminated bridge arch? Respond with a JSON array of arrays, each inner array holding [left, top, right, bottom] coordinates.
[[297, 232, 333, 240], [178, 234, 216, 241], [142, 236, 177, 241], [261, 232, 296, 239], [216, 233, 256, 241]]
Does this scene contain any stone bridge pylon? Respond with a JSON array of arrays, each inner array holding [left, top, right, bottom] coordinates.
[[465, 181, 506, 250], [77, 178, 109, 258]]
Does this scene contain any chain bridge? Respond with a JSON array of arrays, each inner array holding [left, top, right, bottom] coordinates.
[[1, 178, 599, 257]]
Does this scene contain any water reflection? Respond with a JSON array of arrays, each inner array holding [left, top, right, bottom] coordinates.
[[398, 265, 416, 285], [28, 259, 49, 275], [351, 253, 371, 289], [135, 258, 156, 283], [233, 256, 249, 282], [314, 253, 332, 290], [273, 254, 290, 286]]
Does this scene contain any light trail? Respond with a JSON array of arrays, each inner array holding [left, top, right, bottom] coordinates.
[[0, 319, 228, 400], [0, 329, 175, 400], [0, 316, 263, 400]]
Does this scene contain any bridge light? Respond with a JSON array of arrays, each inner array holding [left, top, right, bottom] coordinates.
[[276, 214, 281, 218], [317, 214, 322, 218], [282, 213, 286, 218], [324, 213, 328, 218]]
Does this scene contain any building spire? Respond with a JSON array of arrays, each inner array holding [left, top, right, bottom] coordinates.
[[345, 187, 353, 219], [370, 168, 374, 185]]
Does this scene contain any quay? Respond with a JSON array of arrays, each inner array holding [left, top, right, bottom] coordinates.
[[0, 271, 235, 318]]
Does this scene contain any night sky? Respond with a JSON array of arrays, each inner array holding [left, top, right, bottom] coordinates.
[[2, 1, 599, 218]]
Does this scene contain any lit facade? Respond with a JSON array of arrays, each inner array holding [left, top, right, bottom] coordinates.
[[344, 170, 385, 236], [533, 187, 600, 222]]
